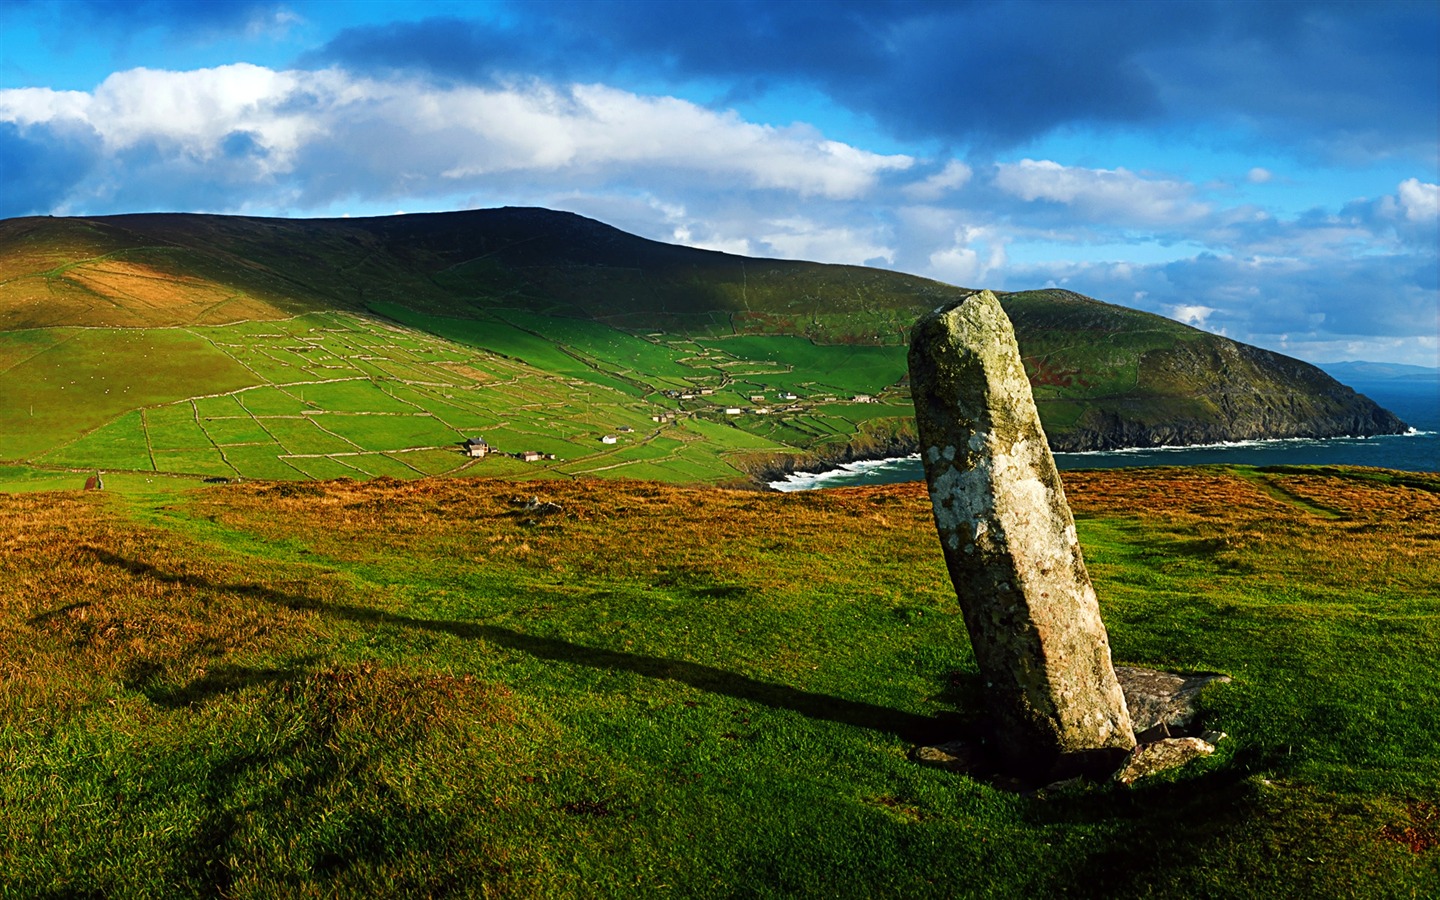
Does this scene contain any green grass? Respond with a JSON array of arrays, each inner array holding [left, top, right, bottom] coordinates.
[[38, 409, 154, 471], [309, 413, 461, 453], [1, 468, 1436, 896], [220, 444, 305, 480], [0, 329, 257, 460], [697, 335, 908, 395], [200, 415, 277, 447]]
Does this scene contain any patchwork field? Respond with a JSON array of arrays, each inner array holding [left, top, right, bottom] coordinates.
[[2, 310, 914, 489]]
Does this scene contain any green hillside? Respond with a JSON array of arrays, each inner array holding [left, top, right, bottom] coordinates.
[[0, 210, 1405, 486]]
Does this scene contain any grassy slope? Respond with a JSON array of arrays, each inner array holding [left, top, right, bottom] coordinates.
[[1, 468, 1436, 896], [0, 211, 1403, 485]]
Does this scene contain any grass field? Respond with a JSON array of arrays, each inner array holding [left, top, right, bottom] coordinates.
[[1, 310, 914, 489], [0, 466, 1435, 897]]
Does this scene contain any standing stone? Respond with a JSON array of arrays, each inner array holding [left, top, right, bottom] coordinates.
[[909, 290, 1135, 775]]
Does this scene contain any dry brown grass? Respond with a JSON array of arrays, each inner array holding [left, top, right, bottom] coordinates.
[[0, 491, 328, 719], [191, 476, 943, 594]]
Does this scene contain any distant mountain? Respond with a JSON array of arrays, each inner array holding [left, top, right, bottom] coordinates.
[[1319, 361, 1440, 383], [0, 208, 1408, 481]]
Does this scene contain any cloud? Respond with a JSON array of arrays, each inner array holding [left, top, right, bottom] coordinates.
[[0, 65, 912, 216], [902, 160, 973, 201], [1005, 248, 1435, 359], [7, 0, 292, 37], [927, 226, 1005, 287], [305, 1, 1438, 164], [0, 120, 101, 215], [993, 159, 1209, 225], [1170, 304, 1217, 328], [1396, 178, 1438, 223], [754, 217, 896, 267]]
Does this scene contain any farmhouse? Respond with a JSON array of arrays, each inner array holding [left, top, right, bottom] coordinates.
[[601, 435, 618, 444], [463, 437, 491, 458], [519, 450, 544, 462]]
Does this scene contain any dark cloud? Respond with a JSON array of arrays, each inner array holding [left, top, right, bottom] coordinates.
[[298, 17, 552, 85], [0, 121, 100, 217], [31, 0, 284, 34], [307, 0, 1437, 162]]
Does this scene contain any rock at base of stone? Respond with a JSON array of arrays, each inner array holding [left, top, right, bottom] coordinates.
[[1116, 666, 1232, 734], [912, 740, 989, 775], [1112, 737, 1216, 785]]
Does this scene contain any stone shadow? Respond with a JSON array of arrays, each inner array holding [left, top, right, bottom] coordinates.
[[79, 547, 956, 744]]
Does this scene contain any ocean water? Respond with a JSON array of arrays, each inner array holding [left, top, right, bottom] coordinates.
[[771, 381, 1438, 491]]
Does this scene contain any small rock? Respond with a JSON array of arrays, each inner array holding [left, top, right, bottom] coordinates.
[[1201, 730, 1228, 745], [912, 740, 988, 774], [1134, 722, 1172, 744], [1112, 737, 1215, 785], [1039, 775, 1087, 794], [1116, 666, 1231, 733]]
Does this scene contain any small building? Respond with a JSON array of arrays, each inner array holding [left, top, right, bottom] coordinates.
[[519, 450, 544, 462], [724, 407, 743, 415], [852, 394, 874, 403], [617, 425, 634, 433], [601, 435, 618, 444], [749, 395, 765, 403], [699, 388, 714, 395], [464, 437, 491, 458], [779, 392, 798, 401]]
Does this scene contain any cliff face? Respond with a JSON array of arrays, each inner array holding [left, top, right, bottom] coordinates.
[[997, 289, 1408, 452], [1047, 337, 1407, 451]]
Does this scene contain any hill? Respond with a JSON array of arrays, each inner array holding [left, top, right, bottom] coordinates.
[[0, 209, 1407, 485]]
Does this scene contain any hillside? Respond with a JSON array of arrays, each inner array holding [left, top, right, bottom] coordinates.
[[0, 209, 1406, 485]]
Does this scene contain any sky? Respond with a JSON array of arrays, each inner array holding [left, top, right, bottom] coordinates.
[[1, 0, 1436, 367]]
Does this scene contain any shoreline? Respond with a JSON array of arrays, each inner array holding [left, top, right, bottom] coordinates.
[[768, 428, 1438, 491]]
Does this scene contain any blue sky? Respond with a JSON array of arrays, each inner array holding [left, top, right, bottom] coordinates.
[[2, 0, 1436, 366]]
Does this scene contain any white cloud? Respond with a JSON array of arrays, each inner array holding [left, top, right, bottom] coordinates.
[[1246, 167, 1273, 184], [757, 217, 895, 266], [1171, 304, 1217, 327], [1396, 177, 1439, 222], [0, 66, 914, 206], [993, 158, 1209, 224], [926, 226, 1006, 286], [903, 159, 973, 200]]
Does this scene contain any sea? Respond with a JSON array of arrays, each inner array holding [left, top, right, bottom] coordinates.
[[771, 380, 1439, 491]]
